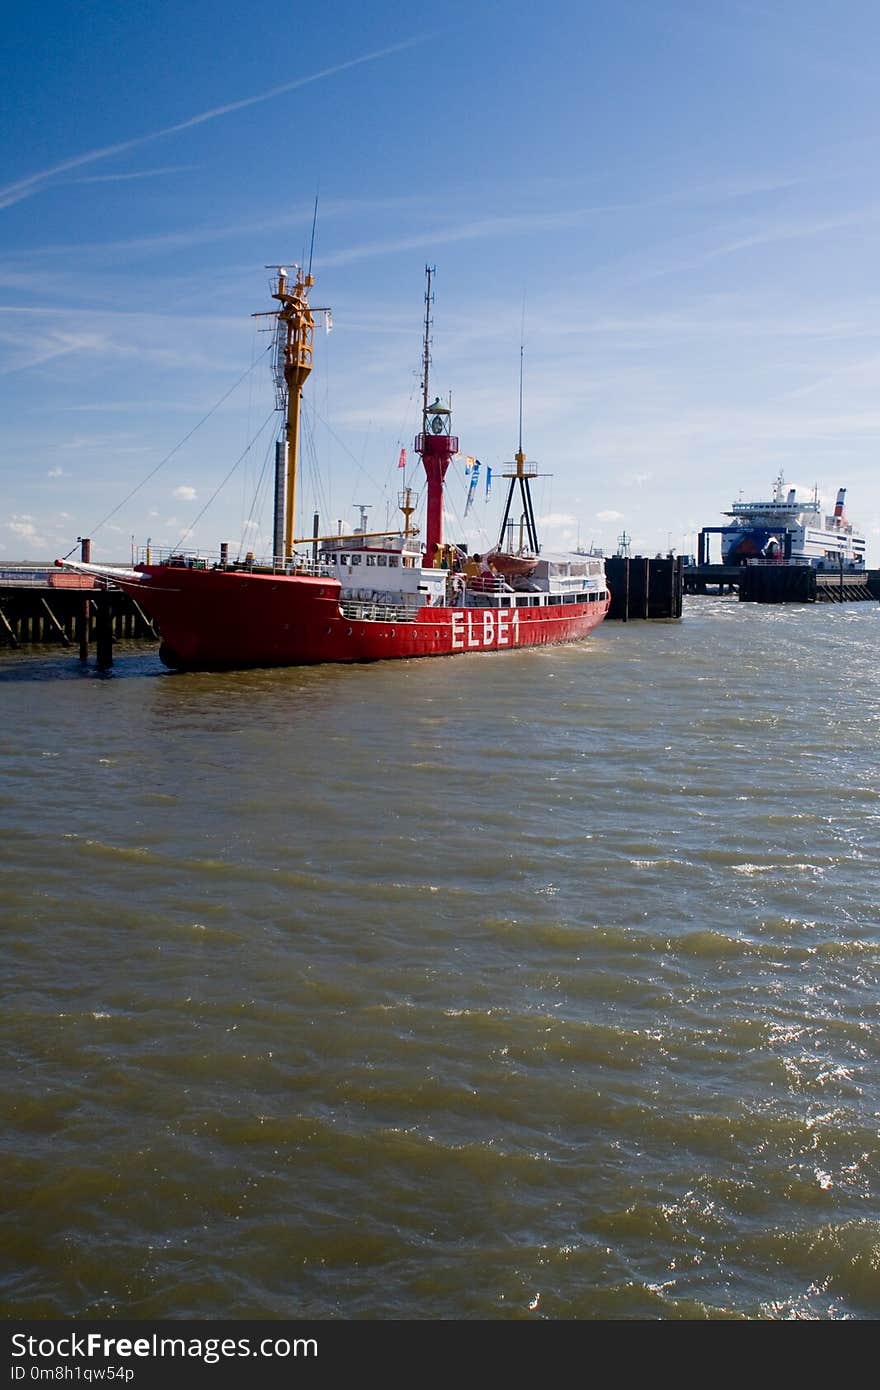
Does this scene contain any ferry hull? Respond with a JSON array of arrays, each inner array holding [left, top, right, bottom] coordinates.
[[722, 527, 781, 564], [120, 568, 610, 669]]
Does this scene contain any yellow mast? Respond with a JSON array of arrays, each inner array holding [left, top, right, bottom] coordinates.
[[398, 486, 416, 539], [256, 267, 328, 559], [279, 268, 312, 559]]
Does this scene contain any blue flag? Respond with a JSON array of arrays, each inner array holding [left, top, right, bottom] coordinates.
[[485, 465, 492, 500], [464, 460, 481, 515]]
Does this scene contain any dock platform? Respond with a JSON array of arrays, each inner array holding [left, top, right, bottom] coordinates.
[[0, 571, 156, 664], [684, 563, 880, 604], [604, 555, 683, 621]]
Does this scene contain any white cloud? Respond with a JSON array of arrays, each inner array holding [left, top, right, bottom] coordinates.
[[8, 515, 44, 547], [71, 165, 198, 185], [173, 485, 197, 501], [48, 467, 63, 477], [597, 509, 624, 522]]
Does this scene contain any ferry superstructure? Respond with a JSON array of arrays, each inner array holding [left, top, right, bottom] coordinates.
[[720, 474, 866, 569]]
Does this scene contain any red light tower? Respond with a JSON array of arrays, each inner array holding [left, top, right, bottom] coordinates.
[[414, 268, 457, 566]]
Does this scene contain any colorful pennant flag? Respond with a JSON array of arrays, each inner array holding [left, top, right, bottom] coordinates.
[[398, 447, 406, 469], [485, 465, 492, 500], [464, 455, 475, 476], [464, 460, 481, 515]]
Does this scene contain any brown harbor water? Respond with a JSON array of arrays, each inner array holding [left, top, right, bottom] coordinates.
[[2, 596, 879, 1320]]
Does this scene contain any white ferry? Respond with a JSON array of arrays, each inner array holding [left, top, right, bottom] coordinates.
[[720, 474, 866, 570]]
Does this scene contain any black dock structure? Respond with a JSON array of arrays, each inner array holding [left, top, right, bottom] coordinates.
[[739, 565, 880, 604], [685, 521, 880, 603], [0, 568, 156, 667], [684, 560, 880, 604], [604, 554, 683, 621]]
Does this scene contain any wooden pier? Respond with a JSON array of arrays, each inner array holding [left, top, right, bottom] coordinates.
[[0, 571, 156, 666]]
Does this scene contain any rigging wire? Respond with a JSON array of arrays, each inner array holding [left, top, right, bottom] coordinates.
[[237, 423, 278, 558], [63, 342, 275, 557], [308, 403, 387, 500], [301, 400, 332, 532], [177, 407, 277, 549], [240, 318, 261, 533], [307, 189, 319, 280], [519, 288, 527, 453], [300, 290, 333, 533]]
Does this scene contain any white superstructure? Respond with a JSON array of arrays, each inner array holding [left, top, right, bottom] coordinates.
[[721, 474, 866, 569]]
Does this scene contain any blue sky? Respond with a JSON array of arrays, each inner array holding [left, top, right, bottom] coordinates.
[[3, 0, 880, 562]]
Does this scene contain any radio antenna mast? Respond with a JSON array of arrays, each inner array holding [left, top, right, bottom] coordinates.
[[307, 191, 319, 279]]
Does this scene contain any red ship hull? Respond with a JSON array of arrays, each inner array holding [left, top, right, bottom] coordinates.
[[120, 567, 609, 669]]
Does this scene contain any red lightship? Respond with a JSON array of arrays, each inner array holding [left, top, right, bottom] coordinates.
[[61, 267, 609, 668]]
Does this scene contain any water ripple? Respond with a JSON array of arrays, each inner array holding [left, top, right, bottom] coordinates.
[[2, 603, 879, 1318]]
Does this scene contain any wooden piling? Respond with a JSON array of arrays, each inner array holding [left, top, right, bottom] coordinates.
[[95, 596, 113, 670], [39, 597, 70, 645], [0, 572, 158, 655], [0, 604, 18, 647]]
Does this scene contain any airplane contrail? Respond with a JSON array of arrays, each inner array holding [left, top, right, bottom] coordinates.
[[0, 36, 428, 210]]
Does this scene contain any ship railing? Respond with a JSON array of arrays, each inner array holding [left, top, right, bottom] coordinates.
[[136, 547, 340, 579], [281, 558, 338, 578], [745, 557, 811, 567], [137, 546, 217, 568], [727, 503, 804, 515], [339, 599, 417, 623], [463, 575, 511, 593]]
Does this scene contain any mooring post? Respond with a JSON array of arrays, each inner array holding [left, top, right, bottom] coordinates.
[[79, 538, 91, 661], [95, 594, 113, 670]]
